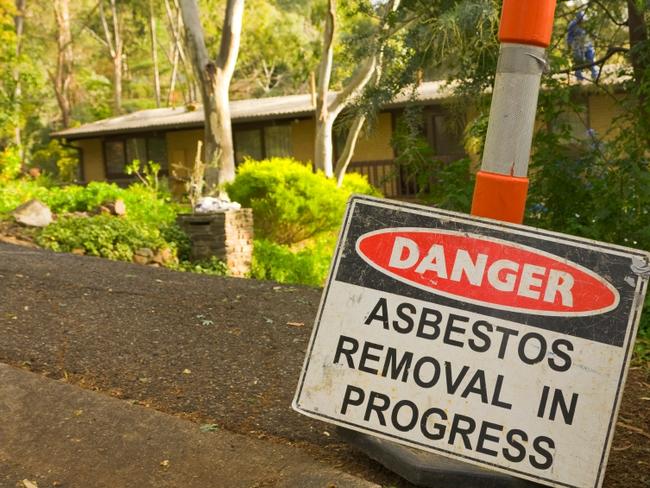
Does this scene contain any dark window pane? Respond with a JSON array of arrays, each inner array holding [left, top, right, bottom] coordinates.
[[264, 125, 292, 158], [147, 136, 168, 170], [126, 138, 147, 166], [105, 140, 125, 175], [235, 129, 263, 163], [431, 114, 464, 156]]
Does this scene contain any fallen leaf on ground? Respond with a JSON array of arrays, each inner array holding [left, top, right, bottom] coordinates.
[[200, 424, 219, 432], [182, 369, 191, 375], [20, 480, 38, 488], [287, 322, 304, 327], [160, 460, 170, 468]]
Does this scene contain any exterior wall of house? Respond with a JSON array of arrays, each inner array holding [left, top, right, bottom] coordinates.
[[350, 112, 395, 163], [290, 118, 315, 163], [75, 138, 105, 182], [166, 129, 203, 194], [589, 93, 623, 138]]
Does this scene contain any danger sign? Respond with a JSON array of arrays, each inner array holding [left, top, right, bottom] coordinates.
[[293, 196, 650, 488]]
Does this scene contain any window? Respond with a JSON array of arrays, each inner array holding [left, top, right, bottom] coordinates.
[[103, 135, 168, 178], [264, 125, 292, 158], [427, 112, 465, 159], [234, 124, 292, 164], [235, 129, 263, 162]]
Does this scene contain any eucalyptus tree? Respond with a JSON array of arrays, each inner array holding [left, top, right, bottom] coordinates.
[[180, 0, 244, 192]]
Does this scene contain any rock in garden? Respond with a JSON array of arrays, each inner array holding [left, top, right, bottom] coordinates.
[[133, 247, 154, 265], [152, 247, 174, 265], [12, 199, 52, 227], [105, 199, 126, 216]]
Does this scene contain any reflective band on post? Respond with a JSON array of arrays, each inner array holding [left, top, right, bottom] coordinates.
[[497, 43, 547, 75], [499, 0, 557, 47], [482, 44, 546, 178], [471, 171, 529, 224]]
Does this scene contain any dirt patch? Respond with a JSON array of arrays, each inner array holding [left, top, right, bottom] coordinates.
[[0, 242, 648, 487]]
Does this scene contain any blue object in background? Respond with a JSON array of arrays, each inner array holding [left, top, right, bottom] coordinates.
[[567, 11, 599, 80]]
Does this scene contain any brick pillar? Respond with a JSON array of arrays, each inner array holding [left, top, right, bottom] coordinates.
[[176, 209, 253, 277]]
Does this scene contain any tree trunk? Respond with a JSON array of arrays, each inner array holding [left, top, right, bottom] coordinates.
[[314, 0, 336, 176], [100, 0, 123, 114], [13, 0, 25, 164], [53, 0, 74, 128], [149, 0, 161, 107], [627, 0, 649, 142], [334, 114, 366, 185], [627, 0, 648, 85], [180, 0, 243, 194], [314, 0, 399, 179]]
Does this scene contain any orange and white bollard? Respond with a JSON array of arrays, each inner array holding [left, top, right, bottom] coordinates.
[[471, 0, 557, 224]]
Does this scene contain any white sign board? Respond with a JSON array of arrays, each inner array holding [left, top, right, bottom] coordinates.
[[293, 196, 649, 488]]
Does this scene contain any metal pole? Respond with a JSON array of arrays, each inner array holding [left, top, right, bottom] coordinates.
[[471, 0, 557, 224]]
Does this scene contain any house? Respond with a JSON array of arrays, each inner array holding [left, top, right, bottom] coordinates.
[[52, 79, 622, 199]]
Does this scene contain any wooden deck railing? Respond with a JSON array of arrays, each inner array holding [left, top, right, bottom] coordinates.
[[347, 159, 419, 199]]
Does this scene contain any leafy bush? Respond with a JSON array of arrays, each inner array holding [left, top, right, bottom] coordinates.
[[0, 146, 22, 182], [172, 257, 228, 276], [1, 180, 181, 228], [30, 139, 79, 182], [0, 178, 50, 215], [226, 158, 379, 244], [250, 235, 336, 287], [36, 214, 171, 261]]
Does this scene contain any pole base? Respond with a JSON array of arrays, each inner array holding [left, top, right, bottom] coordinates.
[[471, 171, 529, 224], [338, 428, 546, 488]]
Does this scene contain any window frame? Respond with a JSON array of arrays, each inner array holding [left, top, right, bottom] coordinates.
[[102, 132, 169, 179], [233, 121, 292, 164]]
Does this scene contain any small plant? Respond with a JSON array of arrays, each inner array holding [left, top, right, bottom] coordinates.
[[125, 159, 161, 192], [36, 214, 171, 262], [171, 140, 221, 209], [250, 236, 335, 287], [172, 256, 228, 276]]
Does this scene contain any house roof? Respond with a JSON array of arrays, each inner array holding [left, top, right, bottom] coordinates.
[[52, 80, 453, 140], [52, 65, 630, 140]]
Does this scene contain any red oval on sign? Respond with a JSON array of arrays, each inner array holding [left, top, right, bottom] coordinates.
[[355, 228, 619, 316]]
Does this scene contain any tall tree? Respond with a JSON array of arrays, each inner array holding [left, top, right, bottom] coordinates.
[[164, 0, 197, 104], [98, 0, 123, 114], [149, 0, 161, 108], [52, 0, 74, 128], [180, 0, 244, 192], [314, 0, 402, 179], [13, 0, 25, 161]]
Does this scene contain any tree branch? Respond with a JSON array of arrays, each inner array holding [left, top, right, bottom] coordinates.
[[216, 0, 245, 83], [553, 46, 628, 76], [316, 0, 336, 122], [590, 0, 628, 27], [98, 0, 115, 57], [179, 0, 211, 76]]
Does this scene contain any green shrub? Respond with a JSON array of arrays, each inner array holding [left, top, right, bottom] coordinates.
[[0, 178, 50, 215], [226, 158, 379, 245], [172, 257, 228, 276], [36, 215, 170, 261], [250, 235, 336, 287], [0, 146, 22, 182], [1, 179, 181, 227], [30, 139, 79, 182]]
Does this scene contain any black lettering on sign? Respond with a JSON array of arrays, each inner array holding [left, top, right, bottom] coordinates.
[[537, 386, 579, 425], [382, 347, 413, 383]]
